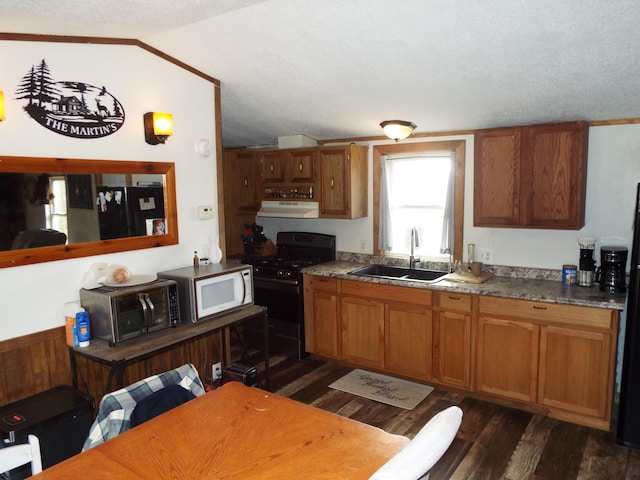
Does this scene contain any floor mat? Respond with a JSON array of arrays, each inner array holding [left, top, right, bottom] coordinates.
[[329, 369, 434, 410]]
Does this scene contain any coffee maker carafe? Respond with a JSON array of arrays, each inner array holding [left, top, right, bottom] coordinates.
[[596, 246, 628, 293], [577, 237, 596, 287]]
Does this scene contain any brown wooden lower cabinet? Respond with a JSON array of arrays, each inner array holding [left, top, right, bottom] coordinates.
[[385, 303, 432, 379], [304, 275, 339, 357], [341, 295, 384, 369], [476, 316, 539, 402], [538, 324, 613, 422], [303, 274, 619, 430], [433, 293, 472, 390]]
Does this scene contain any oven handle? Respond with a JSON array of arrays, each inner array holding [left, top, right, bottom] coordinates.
[[137, 293, 150, 332], [254, 277, 300, 293]]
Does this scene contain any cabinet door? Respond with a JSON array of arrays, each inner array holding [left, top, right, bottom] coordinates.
[[287, 150, 315, 182], [521, 121, 588, 229], [473, 127, 521, 226], [262, 152, 285, 183], [313, 289, 339, 358], [538, 325, 612, 420], [385, 303, 432, 379], [303, 276, 339, 358], [222, 152, 260, 255], [433, 310, 471, 389], [319, 147, 349, 217], [235, 153, 261, 211], [341, 296, 384, 369], [476, 316, 539, 402]]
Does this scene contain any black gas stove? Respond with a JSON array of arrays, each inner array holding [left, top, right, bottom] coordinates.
[[248, 257, 321, 280], [242, 232, 336, 359]]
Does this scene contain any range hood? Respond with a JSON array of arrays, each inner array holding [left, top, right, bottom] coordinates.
[[257, 201, 319, 219]]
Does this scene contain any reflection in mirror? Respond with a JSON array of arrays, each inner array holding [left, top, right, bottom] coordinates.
[[0, 156, 178, 268]]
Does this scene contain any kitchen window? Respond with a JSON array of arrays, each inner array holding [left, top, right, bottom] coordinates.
[[373, 140, 465, 261]]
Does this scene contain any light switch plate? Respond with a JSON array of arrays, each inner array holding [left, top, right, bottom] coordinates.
[[198, 205, 215, 220]]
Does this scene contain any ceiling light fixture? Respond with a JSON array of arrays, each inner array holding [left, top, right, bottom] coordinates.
[[144, 112, 173, 145], [0, 91, 5, 121], [380, 120, 416, 141]]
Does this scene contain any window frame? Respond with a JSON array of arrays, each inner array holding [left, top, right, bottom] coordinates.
[[373, 140, 465, 260]]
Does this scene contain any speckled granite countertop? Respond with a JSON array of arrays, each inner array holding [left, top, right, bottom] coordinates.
[[302, 261, 627, 311]]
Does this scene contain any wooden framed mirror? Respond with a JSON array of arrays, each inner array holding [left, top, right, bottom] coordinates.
[[0, 155, 178, 268]]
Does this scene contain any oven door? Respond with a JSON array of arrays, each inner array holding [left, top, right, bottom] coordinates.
[[113, 288, 171, 343], [252, 276, 307, 359]]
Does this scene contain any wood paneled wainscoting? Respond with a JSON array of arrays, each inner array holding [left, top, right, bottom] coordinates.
[[0, 327, 224, 409]]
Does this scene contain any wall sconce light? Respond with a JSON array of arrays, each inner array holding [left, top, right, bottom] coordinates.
[[0, 91, 5, 121], [380, 120, 417, 141], [144, 112, 173, 145]]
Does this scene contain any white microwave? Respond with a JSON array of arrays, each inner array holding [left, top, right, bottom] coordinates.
[[158, 263, 253, 323]]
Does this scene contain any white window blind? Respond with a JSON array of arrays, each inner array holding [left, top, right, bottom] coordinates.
[[379, 153, 454, 258]]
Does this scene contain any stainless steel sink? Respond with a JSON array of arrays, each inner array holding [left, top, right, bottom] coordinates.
[[348, 265, 448, 283]]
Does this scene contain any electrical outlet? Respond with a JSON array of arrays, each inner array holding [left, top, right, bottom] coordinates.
[[212, 362, 222, 380], [477, 247, 493, 263]]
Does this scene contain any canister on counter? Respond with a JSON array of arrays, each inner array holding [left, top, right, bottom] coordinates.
[[562, 264, 577, 286]]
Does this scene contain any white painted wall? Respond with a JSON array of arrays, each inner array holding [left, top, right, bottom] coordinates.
[[0, 40, 219, 341], [259, 125, 640, 272]]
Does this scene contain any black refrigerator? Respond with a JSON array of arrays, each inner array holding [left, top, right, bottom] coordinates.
[[97, 186, 164, 240], [617, 183, 640, 448]]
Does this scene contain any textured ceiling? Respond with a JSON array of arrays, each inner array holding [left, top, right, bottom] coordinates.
[[1, 0, 639, 148]]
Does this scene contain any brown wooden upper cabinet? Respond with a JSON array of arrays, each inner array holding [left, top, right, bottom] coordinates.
[[224, 151, 261, 212], [474, 121, 588, 229], [318, 144, 368, 219], [262, 149, 315, 184], [262, 151, 286, 183]]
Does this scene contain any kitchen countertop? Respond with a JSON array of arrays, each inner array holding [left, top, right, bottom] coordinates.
[[302, 261, 627, 311]]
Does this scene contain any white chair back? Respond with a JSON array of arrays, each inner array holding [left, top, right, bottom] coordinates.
[[0, 434, 43, 476], [369, 405, 463, 480]]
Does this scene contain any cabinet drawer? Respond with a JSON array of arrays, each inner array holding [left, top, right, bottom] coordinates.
[[437, 292, 472, 312], [309, 275, 337, 293], [479, 296, 613, 329], [340, 280, 432, 306]]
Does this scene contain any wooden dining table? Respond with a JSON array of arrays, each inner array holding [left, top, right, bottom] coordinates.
[[34, 381, 409, 479]]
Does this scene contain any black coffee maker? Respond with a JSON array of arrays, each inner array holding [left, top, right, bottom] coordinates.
[[597, 246, 628, 293]]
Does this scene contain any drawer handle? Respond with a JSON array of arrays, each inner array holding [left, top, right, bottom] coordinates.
[[533, 305, 547, 310], [447, 295, 461, 300]]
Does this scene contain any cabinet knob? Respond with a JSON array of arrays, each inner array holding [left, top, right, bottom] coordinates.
[[330, 178, 335, 188], [244, 178, 248, 187], [270, 164, 274, 172], [299, 162, 303, 172]]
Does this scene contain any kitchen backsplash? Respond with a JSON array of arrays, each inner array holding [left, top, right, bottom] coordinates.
[[336, 252, 562, 281]]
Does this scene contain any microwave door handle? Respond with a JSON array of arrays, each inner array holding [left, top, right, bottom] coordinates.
[[242, 273, 248, 302], [138, 293, 150, 333], [144, 294, 155, 329]]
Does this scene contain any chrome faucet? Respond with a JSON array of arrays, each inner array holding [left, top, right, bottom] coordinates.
[[409, 227, 420, 269]]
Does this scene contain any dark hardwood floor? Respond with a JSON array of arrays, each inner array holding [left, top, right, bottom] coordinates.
[[258, 353, 640, 480]]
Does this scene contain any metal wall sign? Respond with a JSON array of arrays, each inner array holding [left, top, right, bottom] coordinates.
[[15, 59, 125, 139]]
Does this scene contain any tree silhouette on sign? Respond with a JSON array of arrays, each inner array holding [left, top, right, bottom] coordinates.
[[15, 59, 60, 117]]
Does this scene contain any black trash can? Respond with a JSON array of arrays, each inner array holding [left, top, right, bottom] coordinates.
[[0, 385, 94, 478]]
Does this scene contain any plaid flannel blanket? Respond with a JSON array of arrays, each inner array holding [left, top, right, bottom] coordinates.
[[82, 363, 205, 451]]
